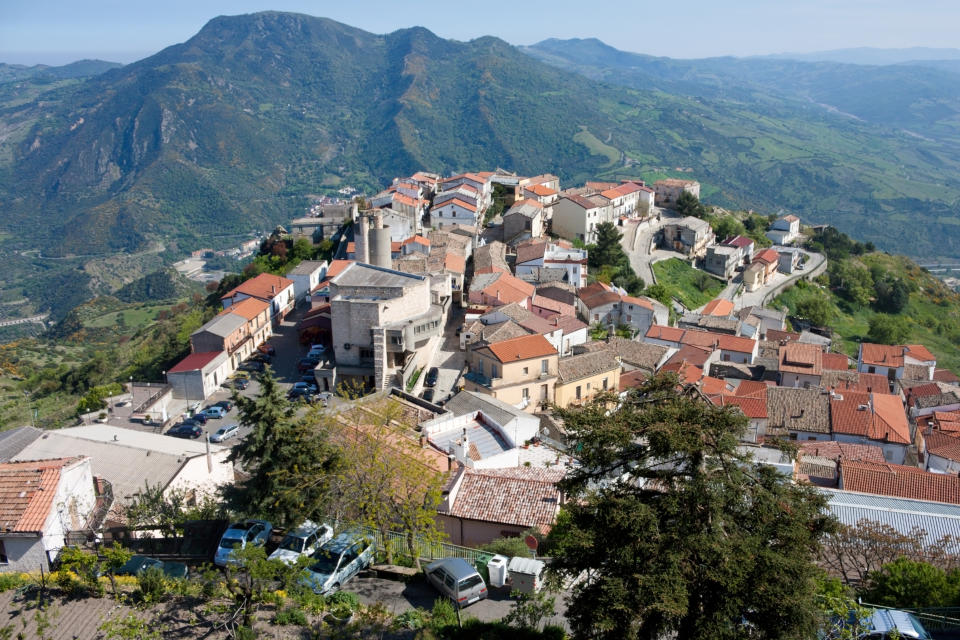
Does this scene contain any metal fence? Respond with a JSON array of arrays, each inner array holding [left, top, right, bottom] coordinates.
[[357, 526, 493, 565]]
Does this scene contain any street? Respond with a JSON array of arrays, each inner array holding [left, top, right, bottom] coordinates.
[[411, 306, 466, 404]]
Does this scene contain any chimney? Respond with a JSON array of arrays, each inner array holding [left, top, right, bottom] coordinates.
[[271, 285, 276, 294], [419, 434, 426, 448]]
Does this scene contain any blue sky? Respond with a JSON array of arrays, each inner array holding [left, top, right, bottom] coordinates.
[[1, 0, 958, 65]]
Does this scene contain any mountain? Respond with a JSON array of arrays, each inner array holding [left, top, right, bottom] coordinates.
[[0, 59, 122, 82], [755, 47, 960, 66], [3, 13, 960, 319]]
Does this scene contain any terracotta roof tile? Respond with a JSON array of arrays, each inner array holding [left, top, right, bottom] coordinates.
[[798, 441, 885, 463], [821, 352, 851, 371], [926, 431, 960, 463], [486, 334, 557, 363], [645, 324, 685, 343], [860, 343, 905, 368], [830, 392, 911, 444], [713, 395, 768, 419], [0, 458, 78, 533], [446, 467, 564, 531], [840, 459, 960, 504], [558, 350, 620, 384], [767, 329, 800, 343], [619, 369, 648, 392], [218, 296, 270, 321], [766, 387, 831, 435], [934, 369, 960, 384], [222, 273, 294, 301], [681, 329, 756, 355], [702, 298, 735, 317], [168, 351, 224, 374], [754, 249, 779, 265], [603, 337, 668, 371], [906, 344, 937, 362], [733, 380, 771, 398], [779, 342, 823, 376]]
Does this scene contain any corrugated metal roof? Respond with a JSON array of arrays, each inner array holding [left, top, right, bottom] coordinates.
[[822, 488, 960, 545]]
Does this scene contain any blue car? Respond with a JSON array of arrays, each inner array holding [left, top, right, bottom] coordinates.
[[214, 520, 273, 567], [199, 406, 226, 419]]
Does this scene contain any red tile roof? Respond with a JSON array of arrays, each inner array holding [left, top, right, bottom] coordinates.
[[531, 295, 576, 317], [935, 369, 960, 384], [754, 248, 779, 265], [326, 260, 354, 279], [446, 467, 564, 531], [437, 199, 477, 213], [926, 431, 960, 463], [169, 351, 224, 374], [479, 273, 535, 305], [860, 343, 904, 368], [444, 253, 466, 273], [646, 324, 685, 343], [665, 344, 713, 368], [619, 369, 648, 392], [779, 342, 823, 376], [681, 329, 756, 355], [620, 295, 654, 310], [486, 334, 557, 363], [830, 392, 911, 445], [713, 395, 768, 419], [821, 352, 851, 371], [402, 235, 430, 246], [525, 184, 557, 197], [218, 296, 270, 321], [840, 459, 960, 504], [723, 235, 754, 249], [0, 458, 79, 533], [906, 344, 937, 363], [222, 273, 294, 301], [733, 380, 771, 398], [660, 361, 703, 385], [701, 298, 734, 317]]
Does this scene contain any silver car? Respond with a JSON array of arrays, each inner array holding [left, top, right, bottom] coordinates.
[[424, 557, 488, 608], [268, 521, 333, 565], [209, 424, 239, 442], [301, 532, 374, 594]]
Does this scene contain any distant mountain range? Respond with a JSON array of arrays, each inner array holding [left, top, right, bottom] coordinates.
[[0, 59, 122, 82], [754, 46, 960, 66], [1, 13, 960, 318]]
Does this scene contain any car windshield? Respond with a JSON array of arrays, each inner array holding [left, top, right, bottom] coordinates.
[[279, 536, 305, 553], [219, 537, 243, 550], [309, 553, 340, 574]]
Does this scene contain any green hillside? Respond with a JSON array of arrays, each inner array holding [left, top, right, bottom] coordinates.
[[2, 12, 960, 320]]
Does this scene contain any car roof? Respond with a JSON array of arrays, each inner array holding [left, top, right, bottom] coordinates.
[[225, 519, 269, 534], [322, 531, 366, 554], [287, 520, 323, 538], [426, 557, 478, 580]]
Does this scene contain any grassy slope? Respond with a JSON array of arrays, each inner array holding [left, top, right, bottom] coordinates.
[[772, 254, 960, 373], [653, 258, 726, 309]]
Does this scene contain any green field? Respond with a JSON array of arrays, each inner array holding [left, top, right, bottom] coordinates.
[[574, 126, 620, 166], [84, 304, 169, 330], [652, 258, 726, 309], [772, 254, 960, 374]]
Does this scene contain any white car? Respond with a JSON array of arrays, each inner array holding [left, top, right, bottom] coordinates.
[[268, 521, 333, 565], [209, 424, 239, 443]]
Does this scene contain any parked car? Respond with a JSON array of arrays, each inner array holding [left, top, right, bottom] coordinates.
[[309, 343, 327, 353], [108, 555, 188, 579], [214, 520, 273, 567], [301, 532, 374, 594], [293, 381, 318, 394], [301, 374, 319, 385], [188, 411, 208, 425], [424, 367, 440, 388], [167, 424, 203, 439], [199, 406, 227, 419], [225, 377, 249, 391], [251, 352, 272, 364], [268, 521, 334, 565], [214, 400, 234, 412], [287, 388, 317, 403], [424, 558, 488, 609], [315, 392, 332, 407], [238, 361, 265, 374], [209, 424, 240, 443], [298, 358, 319, 373], [830, 607, 933, 639], [258, 343, 276, 356], [421, 388, 436, 403]]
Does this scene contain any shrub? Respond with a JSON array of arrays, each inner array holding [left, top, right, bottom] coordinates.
[[326, 590, 360, 611], [394, 608, 428, 630], [482, 536, 534, 559], [136, 566, 167, 603], [234, 627, 256, 640], [274, 606, 308, 626], [427, 597, 458, 632], [0, 573, 30, 592]]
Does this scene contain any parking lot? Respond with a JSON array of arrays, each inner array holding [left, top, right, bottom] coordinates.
[[350, 572, 570, 629]]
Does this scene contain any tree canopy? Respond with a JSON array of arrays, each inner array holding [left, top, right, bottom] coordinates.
[[675, 191, 706, 218], [548, 374, 835, 639], [867, 313, 911, 345]]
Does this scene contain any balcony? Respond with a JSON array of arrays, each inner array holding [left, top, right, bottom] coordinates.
[[464, 370, 494, 388]]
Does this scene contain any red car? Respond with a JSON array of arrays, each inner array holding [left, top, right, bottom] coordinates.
[[258, 343, 276, 356]]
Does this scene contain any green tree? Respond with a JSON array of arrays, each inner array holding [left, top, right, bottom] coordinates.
[[101, 543, 133, 600], [589, 222, 628, 270], [829, 260, 874, 308], [795, 292, 834, 327], [226, 370, 341, 527], [867, 314, 911, 345], [862, 557, 954, 609], [125, 482, 224, 536], [644, 283, 671, 306], [710, 215, 746, 241], [675, 190, 705, 218], [873, 276, 910, 314], [549, 375, 836, 639]]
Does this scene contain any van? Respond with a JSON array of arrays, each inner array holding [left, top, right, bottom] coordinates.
[[424, 557, 488, 608]]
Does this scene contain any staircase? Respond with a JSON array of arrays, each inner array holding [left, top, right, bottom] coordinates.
[[372, 327, 389, 391]]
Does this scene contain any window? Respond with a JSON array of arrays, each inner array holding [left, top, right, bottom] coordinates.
[[868, 366, 876, 374], [522, 388, 529, 399], [477, 361, 484, 376], [576, 386, 582, 400], [541, 384, 549, 400], [492, 365, 499, 378], [603, 378, 609, 390], [541, 359, 549, 374], [586, 382, 591, 391], [522, 367, 529, 375], [0, 540, 6, 564]]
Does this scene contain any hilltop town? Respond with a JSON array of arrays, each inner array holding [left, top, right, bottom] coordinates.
[[2, 168, 958, 637]]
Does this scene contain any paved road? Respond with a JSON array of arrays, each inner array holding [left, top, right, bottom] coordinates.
[[620, 211, 684, 285], [730, 246, 826, 310], [415, 307, 466, 404], [351, 572, 570, 630], [0, 313, 48, 327]]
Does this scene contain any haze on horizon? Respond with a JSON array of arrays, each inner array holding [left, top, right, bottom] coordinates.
[[2, 0, 959, 66]]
